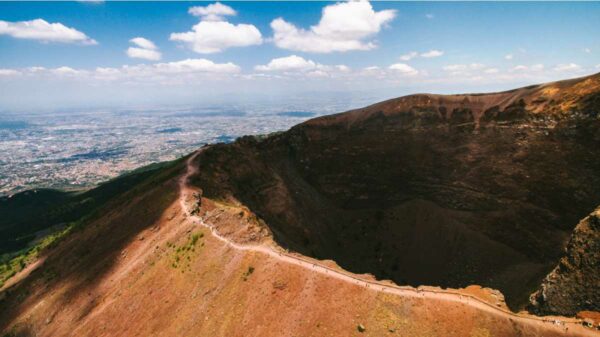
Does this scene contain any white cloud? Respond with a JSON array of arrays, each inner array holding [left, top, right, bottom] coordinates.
[[0, 19, 97, 45], [254, 55, 349, 78], [0, 69, 21, 76], [255, 55, 317, 72], [425, 14, 434, 19], [271, 1, 396, 53], [504, 54, 513, 60], [127, 37, 161, 61], [443, 63, 484, 72], [26, 66, 46, 73], [127, 47, 161, 61], [335, 65, 350, 72], [421, 49, 444, 58], [51, 66, 86, 76], [401, 50, 444, 61], [553, 63, 581, 72], [388, 63, 419, 76], [188, 2, 236, 21], [130, 37, 157, 50], [170, 5, 262, 54], [442, 63, 487, 78], [400, 51, 418, 61], [596, 64, 600, 69], [509, 64, 544, 73], [2, 59, 240, 85], [129, 58, 240, 75], [583, 48, 591, 54], [512, 65, 528, 72]]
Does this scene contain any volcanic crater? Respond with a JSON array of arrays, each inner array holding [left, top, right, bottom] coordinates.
[[192, 73, 600, 313]]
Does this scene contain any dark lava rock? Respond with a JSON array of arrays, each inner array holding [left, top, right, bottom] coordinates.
[[529, 206, 600, 316]]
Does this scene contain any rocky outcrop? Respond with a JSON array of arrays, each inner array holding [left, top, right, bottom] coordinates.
[[529, 206, 600, 316]]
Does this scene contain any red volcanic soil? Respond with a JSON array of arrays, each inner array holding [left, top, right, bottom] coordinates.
[[0, 152, 596, 337]]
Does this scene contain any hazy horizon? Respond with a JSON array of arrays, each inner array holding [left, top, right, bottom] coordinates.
[[1, 1, 599, 111]]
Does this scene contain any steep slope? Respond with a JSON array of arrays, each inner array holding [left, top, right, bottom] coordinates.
[[192, 72, 600, 311], [1, 73, 599, 337], [530, 206, 600, 316], [0, 161, 177, 256], [0, 160, 180, 288], [1, 151, 596, 337]]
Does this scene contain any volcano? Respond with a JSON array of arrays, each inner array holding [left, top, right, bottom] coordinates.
[[1, 73, 599, 337]]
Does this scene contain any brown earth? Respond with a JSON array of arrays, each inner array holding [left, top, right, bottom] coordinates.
[[1, 73, 600, 336], [0, 149, 597, 337]]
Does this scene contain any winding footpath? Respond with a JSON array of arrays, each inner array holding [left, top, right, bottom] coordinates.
[[179, 150, 598, 336]]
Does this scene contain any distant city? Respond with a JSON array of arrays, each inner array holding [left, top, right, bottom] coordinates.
[[0, 98, 373, 196]]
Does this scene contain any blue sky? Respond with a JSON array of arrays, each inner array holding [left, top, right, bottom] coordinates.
[[0, 1, 599, 110]]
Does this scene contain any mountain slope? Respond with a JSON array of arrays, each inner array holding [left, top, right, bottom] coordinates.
[[192, 72, 600, 311], [1, 149, 596, 337], [1, 73, 600, 336]]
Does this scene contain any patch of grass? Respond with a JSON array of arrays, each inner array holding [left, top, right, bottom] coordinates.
[[0, 223, 74, 288], [169, 231, 204, 270], [0, 155, 186, 287]]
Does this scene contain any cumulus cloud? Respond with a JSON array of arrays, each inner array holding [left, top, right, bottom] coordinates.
[[127, 37, 161, 61], [504, 54, 513, 60], [400, 51, 418, 61], [553, 63, 581, 72], [0, 58, 240, 85], [127, 48, 161, 61], [510, 64, 545, 73], [443, 63, 484, 72], [0, 19, 97, 45], [51, 66, 87, 76], [483, 68, 499, 74], [255, 55, 317, 72], [400, 50, 443, 61], [254, 55, 350, 78], [421, 49, 443, 58], [188, 2, 236, 21], [125, 58, 240, 75], [388, 63, 419, 76], [0, 68, 21, 76], [130, 37, 157, 50], [271, 1, 396, 53], [170, 4, 262, 54]]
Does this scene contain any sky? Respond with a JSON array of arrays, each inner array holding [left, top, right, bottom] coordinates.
[[0, 1, 599, 111]]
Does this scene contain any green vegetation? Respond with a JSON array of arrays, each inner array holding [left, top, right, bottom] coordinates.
[[0, 156, 186, 288], [0, 222, 73, 288], [169, 231, 204, 271], [239, 131, 284, 143]]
